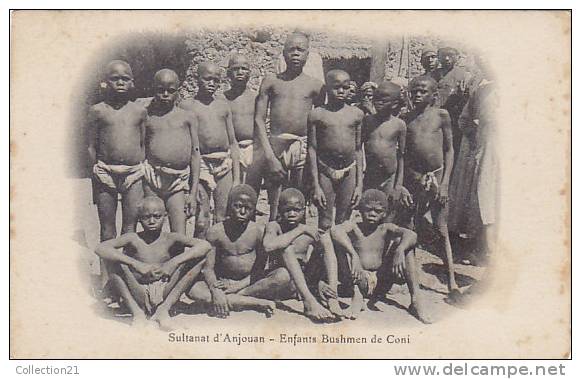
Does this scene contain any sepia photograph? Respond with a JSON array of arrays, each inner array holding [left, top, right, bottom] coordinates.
[[9, 10, 571, 359]]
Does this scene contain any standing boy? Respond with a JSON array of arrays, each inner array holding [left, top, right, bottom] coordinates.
[[308, 70, 363, 231], [143, 69, 200, 234], [403, 75, 458, 294], [330, 190, 432, 322], [95, 196, 211, 330], [180, 62, 240, 238], [254, 32, 326, 220]]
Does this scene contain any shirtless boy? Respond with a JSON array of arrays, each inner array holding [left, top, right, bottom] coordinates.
[[143, 69, 200, 234], [308, 70, 363, 231], [180, 62, 240, 237], [188, 185, 277, 317], [95, 196, 211, 330], [362, 81, 410, 221], [254, 32, 326, 220], [421, 46, 439, 76], [262, 188, 340, 321], [224, 54, 259, 187], [403, 75, 458, 294], [330, 190, 431, 322]]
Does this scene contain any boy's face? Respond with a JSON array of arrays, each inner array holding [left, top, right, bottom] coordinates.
[[346, 83, 357, 102], [373, 91, 399, 116], [139, 204, 166, 232], [198, 66, 221, 95], [279, 197, 305, 227], [228, 60, 250, 86], [360, 201, 387, 226], [421, 52, 438, 71], [410, 81, 435, 107], [229, 194, 255, 224], [154, 77, 178, 105], [326, 74, 351, 103], [283, 36, 309, 71], [106, 64, 134, 95], [438, 51, 457, 70]]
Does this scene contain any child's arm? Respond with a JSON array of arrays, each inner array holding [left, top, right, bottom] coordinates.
[[307, 111, 325, 210], [263, 222, 314, 254], [330, 222, 363, 281], [203, 247, 230, 318], [254, 76, 285, 179], [313, 83, 326, 108], [95, 234, 154, 275], [396, 122, 413, 207], [248, 224, 268, 283], [438, 110, 454, 205], [86, 107, 98, 168], [382, 223, 418, 279], [351, 111, 364, 207], [187, 113, 201, 217], [225, 105, 241, 185], [161, 234, 211, 277]]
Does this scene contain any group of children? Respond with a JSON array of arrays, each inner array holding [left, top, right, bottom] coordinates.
[[90, 32, 480, 329]]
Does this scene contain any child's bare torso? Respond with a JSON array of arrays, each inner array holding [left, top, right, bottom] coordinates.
[[126, 232, 174, 280], [92, 101, 146, 165], [213, 222, 261, 280], [364, 115, 405, 176], [182, 98, 230, 154], [312, 105, 362, 168], [351, 223, 392, 271], [145, 107, 192, 169], [225, 90, 257, 142], [268, 73, 323, 137], [405, 107, 444, 173]]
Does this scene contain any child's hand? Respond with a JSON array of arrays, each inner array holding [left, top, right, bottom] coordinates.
[[351, 255, 364, 283], [399, 186, 413, 208], [215, 279, 244, 294], [392, 250, 406, 280], [266, 156, 286, 182], [437, 184, 449, 206], [184, 193, 197, 218], [210, 287, 230, 318], [159, 260, 178, 280], [318, 281, 338, 300], [313, 186, 327, 209], [351, 185, 362, 208]]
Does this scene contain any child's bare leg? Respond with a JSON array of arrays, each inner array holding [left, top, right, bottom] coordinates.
[[188, 281, 212, 304], [319, 233, 343, 317], [282, 245, 334, 321], [194, 186, 211, 238], [214, 172, 233, 223], [151, 259, 205, 330], [345, 284, 364, 320], [267, 183, 282, 221], [290, 167, 304, 192], [166, 191, 186, 235], [95, 188, 118, 288], [224, 294, 275, 317], [403, 249, 433, 323], [121, 180, 144, 234], [432, 203, 458, 292], [334, 168, 356, 225], [318, 174, 335, 231], [239, 267, 294, 300], [109, 273, 147, 325]]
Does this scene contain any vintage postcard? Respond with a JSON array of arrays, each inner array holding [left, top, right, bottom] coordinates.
[[9, 10, 571, 359]]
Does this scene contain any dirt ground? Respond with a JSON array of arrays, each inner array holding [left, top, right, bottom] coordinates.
[[72, 178, 486, 328]]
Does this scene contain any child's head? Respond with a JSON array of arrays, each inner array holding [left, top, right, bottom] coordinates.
[[373, 81, 401, 117], [227, 54, 251, 87], [196, 62, 221, 96], [137, 196, 166, 232], [227, 184, 257, 224], [153, 69, 179, 106], [283, 32, 310, 72], [346, 80, 358, 103], [325, 70, 351, 103], [278, 188, 306, 227], [420, 46, 438, 72], [409, 76, 437, 108], [437, 47, 458, 70], [360, 81, 378, 103], [359, 189, 388, 226], [104, 60, 134, 97]]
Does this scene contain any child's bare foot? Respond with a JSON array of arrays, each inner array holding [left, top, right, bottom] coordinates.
[[256, 299, 276, 318], [344, 290, 364, 319], [327, 298, 346, 318], [409, 299, 433, 324], [151, 309, 179, 331], [304, 298, 335, 322]]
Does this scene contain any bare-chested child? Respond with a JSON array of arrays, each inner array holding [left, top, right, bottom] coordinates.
[[308, 70, 363, 231], [402, 75, 458, 295], [143, 69, 200, 235], [362, 81, 411, 222], [254, 32, 326, 220], [94, 196, 211, 330], [88, 60, 146, 290], [223, 54, 259, 187], [180, 62, 240, 238], [261, 188, 341, 322], [329, 190, 432, 322], [188, 185, 277, 317]]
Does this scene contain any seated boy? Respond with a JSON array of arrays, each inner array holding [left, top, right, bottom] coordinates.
[[308, 69, 363, 231], [94, 196, 211, 330], [180, 62, 240, 238], [402, 75, 458, 294], [188, 185, 276, 317], [262, 188, 340, 322], [223, 54, 259, 187], [330, 189, 432, 323], [362, 81, 411, 222], [143, 69, 200, 234]]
